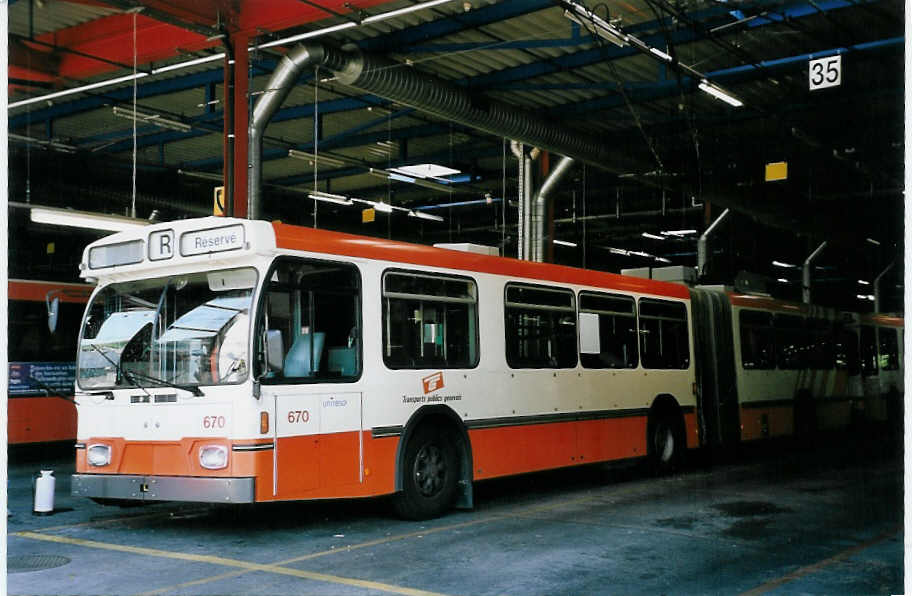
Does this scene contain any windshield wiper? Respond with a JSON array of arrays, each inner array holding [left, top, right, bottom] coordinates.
[[88, 344, 151, 397], [120, 369, 205, 397]]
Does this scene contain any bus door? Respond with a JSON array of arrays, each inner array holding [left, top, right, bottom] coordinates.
[[689, 289, 740, 449], [859, 325, 882, 421], [256, 257, 364, 498]]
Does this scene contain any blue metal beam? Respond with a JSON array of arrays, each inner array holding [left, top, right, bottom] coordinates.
[[556, 35, 903, 116]]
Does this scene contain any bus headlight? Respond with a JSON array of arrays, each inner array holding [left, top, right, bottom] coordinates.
[[87, 444, 112, 467], [199, 445, 229, 470]]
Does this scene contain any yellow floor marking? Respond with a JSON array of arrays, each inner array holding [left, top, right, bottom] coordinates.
[[132, 515, 505, 596], [134, 493, 605, 596], [35, 508, 210, 533], [739, 527, 900, 596], [15, 531, 449, 596]]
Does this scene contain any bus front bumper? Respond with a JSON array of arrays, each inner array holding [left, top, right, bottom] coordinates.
[[72, 474, 255, 503]]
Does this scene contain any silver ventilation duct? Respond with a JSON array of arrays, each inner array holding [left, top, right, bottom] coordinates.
[[248, 42, 640, 220], [248, 44, 326, 220], [531, 155, 576, 262]]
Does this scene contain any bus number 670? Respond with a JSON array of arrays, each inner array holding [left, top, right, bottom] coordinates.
[[203, 415, 226, 429], [287, 410, 310, 423]]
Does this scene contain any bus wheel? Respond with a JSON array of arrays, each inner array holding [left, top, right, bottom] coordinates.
[[393, 426, 458, 520], [649, 413, 683, 474]]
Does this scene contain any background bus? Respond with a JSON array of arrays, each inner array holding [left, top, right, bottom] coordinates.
[[9, 279, 92, 447]]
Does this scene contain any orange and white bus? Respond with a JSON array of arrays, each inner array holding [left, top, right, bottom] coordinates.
[[9, 279, 91, 446], [69, 217, 901, 518]]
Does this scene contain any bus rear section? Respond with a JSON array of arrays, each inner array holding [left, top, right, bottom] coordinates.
[[691, 287, 900, 446]]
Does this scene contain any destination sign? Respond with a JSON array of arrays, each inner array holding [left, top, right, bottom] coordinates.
[[180, 224, 246, 256]]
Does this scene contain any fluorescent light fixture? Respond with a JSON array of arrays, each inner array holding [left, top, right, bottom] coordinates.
[[777, 278, 789, 283], [857, 279, 871, 286], [308, 191, 352, 206], [649, 47, 673, 62], [373, 202, 393, 214], [112, 106, 191, 132], [152, 53, 225, 74], [865, 238, 881, 245], [31, 207, 148, 232], [553, 239, 578, 247], [660, 229, 697, 236], [9, 0, 458, 109], [409, 210, 444, 222], [642, 232, 666, 240], [362, 0, 455, 22], [389, 172, 417, 184], [288, 149, 346, 168], [257, 21, 358, 49], [563, 3, 629, 47], [630, 250, 651, 258], [654, 257, 671, 264], [698, 79, 743, 107], [857, 294, 875, 301], [772, 260, 796, 268], [609, 247, 629, 255], [9, 133, 76, 153]]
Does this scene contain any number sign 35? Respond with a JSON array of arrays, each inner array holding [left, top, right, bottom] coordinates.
[[809, 55, 841, 91]]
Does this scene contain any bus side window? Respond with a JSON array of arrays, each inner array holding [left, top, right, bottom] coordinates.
[[637, 299, 689, 369], [835, 327, 860, 375], [257, 257, 361, 383], [807, 318, 835, 370], [860, 325, 878, 377], [739, 309, 774, 370], [774, 314, 806, 370], [505, 284, 577, 369], [382, 271, 478, 370], [579, 292, 638, 369], [878, 327, 899, 371]]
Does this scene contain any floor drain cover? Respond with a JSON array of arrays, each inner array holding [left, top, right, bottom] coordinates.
[[8, 554, 71, 573]]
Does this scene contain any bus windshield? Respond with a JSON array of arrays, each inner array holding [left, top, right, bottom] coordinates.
[[77, 268, 257, 390]]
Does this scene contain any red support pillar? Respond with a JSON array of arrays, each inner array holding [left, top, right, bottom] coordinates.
[[226, 33, 249, 219]]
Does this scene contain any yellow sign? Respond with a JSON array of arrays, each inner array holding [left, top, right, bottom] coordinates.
[[213, 186, 226, 216], [362, 208, 376, 223], [765, 162, 788, 182]]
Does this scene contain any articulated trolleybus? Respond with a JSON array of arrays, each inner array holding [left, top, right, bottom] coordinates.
[[71, 217, 901, 519]]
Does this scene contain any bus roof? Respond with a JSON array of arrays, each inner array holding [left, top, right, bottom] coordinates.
[[273, 222, 691, 300]]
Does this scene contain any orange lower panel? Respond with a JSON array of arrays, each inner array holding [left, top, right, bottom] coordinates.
[[266, 431, 398, 502], [741, 406, 794, 441], [9, 396, 77, 445], [470, 416, 649, 481], [77, 433, 399, 503], [684, 412, 699, 449], [817, 400, 853, 431]]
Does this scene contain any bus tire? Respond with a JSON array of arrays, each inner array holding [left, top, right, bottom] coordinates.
[[648, 410, 684, 474], [392, 425, 458, 520]]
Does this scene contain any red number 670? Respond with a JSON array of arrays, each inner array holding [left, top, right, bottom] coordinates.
[[287, 410, 310, 423]]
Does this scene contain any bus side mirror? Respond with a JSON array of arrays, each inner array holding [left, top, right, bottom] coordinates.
[[47, 295, 60, 334]]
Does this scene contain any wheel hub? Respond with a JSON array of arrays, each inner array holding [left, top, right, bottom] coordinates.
[[414, 443, 447, 497]]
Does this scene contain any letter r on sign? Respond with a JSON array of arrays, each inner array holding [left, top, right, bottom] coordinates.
[[149, 230, 174, 261]]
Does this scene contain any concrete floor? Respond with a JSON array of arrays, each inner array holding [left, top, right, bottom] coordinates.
[[7, 434, 902, 595]]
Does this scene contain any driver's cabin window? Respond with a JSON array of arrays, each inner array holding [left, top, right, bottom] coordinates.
[[256, 258, 361, 383]]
